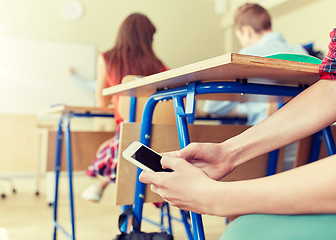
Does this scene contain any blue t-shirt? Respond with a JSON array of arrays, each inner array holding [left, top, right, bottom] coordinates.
[[203, 32, 307, 125], [239, 32, 307, 57]]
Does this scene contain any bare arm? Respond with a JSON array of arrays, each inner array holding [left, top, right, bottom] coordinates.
[[140, 154, 336, 216], [210, 154, 336, 216], [95, 54, 112, 107], [226, 79, 336, 168], [171, 80, 336, 180]]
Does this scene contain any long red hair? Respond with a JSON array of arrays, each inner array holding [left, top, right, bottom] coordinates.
[[104, 13, 166, 84]]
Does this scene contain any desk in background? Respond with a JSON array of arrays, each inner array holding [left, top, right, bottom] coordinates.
[[39, 105, 114, 240]]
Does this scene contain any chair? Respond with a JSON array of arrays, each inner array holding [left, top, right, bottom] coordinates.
[[221, 214, 336, 240]]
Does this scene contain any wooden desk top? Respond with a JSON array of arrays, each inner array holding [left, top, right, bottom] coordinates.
[[103, 53, 320, 99], [41, 105, 114, 115]]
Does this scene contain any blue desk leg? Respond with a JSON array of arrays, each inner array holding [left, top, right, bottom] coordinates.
[[309, 131, 322, 163], [322, 126, 336, 156], [53, 117, 63, 240], [298, 126, 335, 167], [159, 203, 173, 234], [266, 149, 279, 176], [133, 95, 193, 239], [173, 96, 205, 240], [308, 127, 335, 165], [133, 97, 158, 228], [63, 114, 76, 240], [266, 102, 284, 176], [120, 205, 131, 233], [165, 203, 173, 235], [160, 205, 164, 231], [180, 209, 193, 240]]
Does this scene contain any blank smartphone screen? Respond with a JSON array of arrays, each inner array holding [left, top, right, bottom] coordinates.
[[132, 146, 171, 172]]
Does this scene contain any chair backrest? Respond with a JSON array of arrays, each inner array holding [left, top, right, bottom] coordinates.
[[118, 75, 176, 123], [46, 131, 113, 171]]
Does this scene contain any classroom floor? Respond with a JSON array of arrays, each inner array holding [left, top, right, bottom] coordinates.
[[0, 175, 226, 240]]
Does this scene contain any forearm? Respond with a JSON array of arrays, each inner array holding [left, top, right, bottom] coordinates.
[[72, 74, 96, 91], [225, 80, 336, 167], [206, 155, 336, 217]]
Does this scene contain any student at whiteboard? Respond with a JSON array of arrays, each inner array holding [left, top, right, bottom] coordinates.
[[69, 67, 96, 92], [80, 13, 168, 202]]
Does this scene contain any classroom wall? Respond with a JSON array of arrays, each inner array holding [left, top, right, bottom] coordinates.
[[0, 0, 224, 173], [0, 0, 224, 68], [0, 115, 37, 173], [272, 0, 335, 53]]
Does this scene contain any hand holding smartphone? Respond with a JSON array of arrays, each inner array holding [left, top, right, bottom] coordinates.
[[122, 141, 172, 172]]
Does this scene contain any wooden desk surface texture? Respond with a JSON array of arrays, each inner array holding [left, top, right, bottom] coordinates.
[[103, 53, 319, 98]]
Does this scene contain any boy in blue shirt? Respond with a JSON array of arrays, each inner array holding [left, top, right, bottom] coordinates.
[[203, 3, 307, 126]]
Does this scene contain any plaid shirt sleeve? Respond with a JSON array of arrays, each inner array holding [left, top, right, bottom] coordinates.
[[319, 28, 336, 80]]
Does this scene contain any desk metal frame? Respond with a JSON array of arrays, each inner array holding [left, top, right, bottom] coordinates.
[[52, 111, 114, 240], [52, 104, 187, 239], [133, 80, 336, 240], [121, 97, 191, 236]]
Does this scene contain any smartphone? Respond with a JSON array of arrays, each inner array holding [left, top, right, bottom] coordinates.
[[122, 141, 172, 172]]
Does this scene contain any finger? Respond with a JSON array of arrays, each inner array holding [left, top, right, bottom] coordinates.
[[161, 155, 193, 171], [150, 184, 160, 194], [150, 185, 170, 204], [139, 171, 167, 187], [179, 142, 199, 159], [162, 143, 202, 159], [162, 150, 180, 158]]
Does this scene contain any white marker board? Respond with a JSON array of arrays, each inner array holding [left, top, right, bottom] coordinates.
[[0, 37, 96, 114]]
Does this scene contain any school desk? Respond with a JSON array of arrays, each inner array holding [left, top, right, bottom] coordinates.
[[103, 53, 335, 240], [41, 104, 114, 240], [35, 123, 113, 204]]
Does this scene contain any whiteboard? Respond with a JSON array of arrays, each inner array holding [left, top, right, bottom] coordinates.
[[0, 37, 96, 114]]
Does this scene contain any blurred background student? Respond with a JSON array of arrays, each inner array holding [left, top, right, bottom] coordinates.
[[81, 13, 168, 202], [204, 3, 307, 125], [203, 3, 307, 171], [69, 67, 97, 92]]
